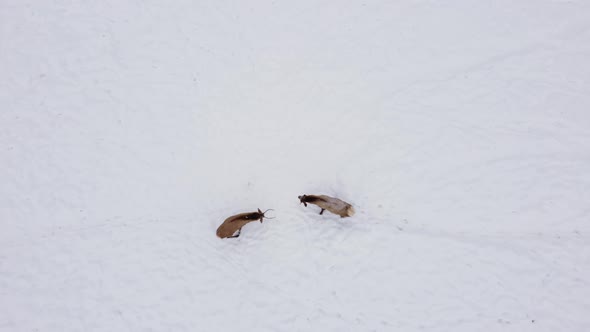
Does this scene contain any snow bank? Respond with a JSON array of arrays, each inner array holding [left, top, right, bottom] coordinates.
[[1, 1, 589, 331]]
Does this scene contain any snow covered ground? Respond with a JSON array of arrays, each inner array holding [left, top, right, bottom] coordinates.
[[2, 1, 590, 331]]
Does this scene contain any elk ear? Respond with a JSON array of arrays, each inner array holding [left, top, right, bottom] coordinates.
[[258, 208, 262, 214]]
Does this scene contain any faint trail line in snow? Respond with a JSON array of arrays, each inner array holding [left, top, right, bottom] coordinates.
[[384, 41, 561, 107], [0, 218, 195, 250], [553, 20, 590, 41], [397, 227, 587, 262], [446, 43, 548, 79], [410, 43, 550, 99]]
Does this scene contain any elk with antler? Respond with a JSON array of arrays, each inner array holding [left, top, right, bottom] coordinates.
[[216, 209, 274, 238]]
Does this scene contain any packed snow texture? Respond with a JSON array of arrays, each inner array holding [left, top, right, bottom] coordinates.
[[2, 1, 590, 331]]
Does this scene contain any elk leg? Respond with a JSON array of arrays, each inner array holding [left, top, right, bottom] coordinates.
[[319, 208, 325, 215], [229, 229, 241, 238]]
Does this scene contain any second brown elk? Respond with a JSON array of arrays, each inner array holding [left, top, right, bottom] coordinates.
[[298, 194, 355, 218]]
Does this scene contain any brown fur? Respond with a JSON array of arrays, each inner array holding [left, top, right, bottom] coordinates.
[[216, 209, 271, 239], [298, 194, 355, 218]]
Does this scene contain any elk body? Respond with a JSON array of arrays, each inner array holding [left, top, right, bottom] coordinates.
[[298, 194, 355, 218], [216, 209, 273, 239]]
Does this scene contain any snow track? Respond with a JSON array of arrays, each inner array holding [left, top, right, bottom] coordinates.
[[2, 0, 590, 331]]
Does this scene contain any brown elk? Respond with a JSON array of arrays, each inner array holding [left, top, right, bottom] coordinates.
[[216, 209, 274, 238], [298, 194, 355, 218]]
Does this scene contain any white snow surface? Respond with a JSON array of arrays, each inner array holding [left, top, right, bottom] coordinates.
[[2, 1, 590, 331]]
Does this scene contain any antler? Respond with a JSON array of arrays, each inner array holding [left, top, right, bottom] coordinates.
[[262, 209, 275, 219]]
